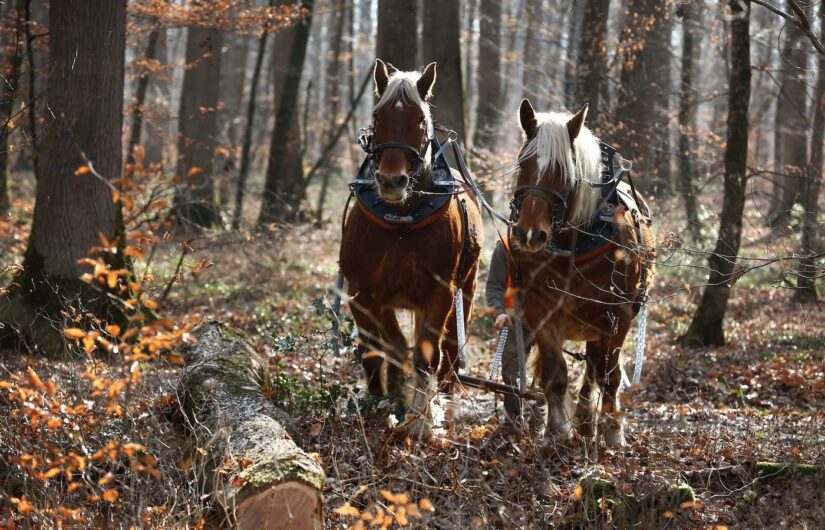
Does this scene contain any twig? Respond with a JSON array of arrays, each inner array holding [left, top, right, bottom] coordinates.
[[752, 0, 825, 55]]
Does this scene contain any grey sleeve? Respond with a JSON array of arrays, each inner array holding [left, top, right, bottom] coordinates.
[[485, 241, 509, 315]]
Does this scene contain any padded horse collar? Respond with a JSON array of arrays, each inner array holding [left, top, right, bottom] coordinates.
[[351, 127, 461, 229]]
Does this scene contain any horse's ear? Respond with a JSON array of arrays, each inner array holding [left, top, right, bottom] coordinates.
[[519, 98, 538, 139], [374, 58, 390, 97], [567, 103, 589, 143], [417, 62, 437, 101]]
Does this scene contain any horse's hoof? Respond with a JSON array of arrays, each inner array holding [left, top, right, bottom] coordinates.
[[399, 417, 433, 441], [598, 414, 625, 447]]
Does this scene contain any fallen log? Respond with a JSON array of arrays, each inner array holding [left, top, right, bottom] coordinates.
[[179, 322, 325, 530]]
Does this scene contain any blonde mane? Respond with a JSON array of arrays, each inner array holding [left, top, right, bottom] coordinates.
[[518, 111, 602, 227], [373, 69, 434, 139]]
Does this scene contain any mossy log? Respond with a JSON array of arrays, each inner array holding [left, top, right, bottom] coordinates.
[[567, 466, 695, 528], [179, 322, 325, 530]]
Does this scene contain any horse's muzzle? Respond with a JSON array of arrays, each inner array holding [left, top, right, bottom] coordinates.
[[513, 224, 549, 253], [376, 172, 409, 203]]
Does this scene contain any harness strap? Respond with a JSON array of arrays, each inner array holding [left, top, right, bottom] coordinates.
[[450, 141, 512, 225]]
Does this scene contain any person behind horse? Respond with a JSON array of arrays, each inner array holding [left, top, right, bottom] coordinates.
[[485, 237, 533, 422]]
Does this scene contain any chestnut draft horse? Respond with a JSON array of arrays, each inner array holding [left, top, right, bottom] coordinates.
[[508, 99, 654, 446], [339, 60, 482, 439]]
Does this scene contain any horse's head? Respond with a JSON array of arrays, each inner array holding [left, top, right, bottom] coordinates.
[[371, 58, 436, 204], [511, 98, 601, 253]]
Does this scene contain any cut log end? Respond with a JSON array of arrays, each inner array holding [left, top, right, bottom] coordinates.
[[237, 482, 322, 530]]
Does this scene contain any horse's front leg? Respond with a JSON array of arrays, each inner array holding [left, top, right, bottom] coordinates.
[[534, 327, 573, 441], [400, 287, 454, 440], [350, 294, 407, 398], [591, 322, 631, 447]]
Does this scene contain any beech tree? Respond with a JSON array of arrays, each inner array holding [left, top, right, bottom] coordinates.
[[174, 24, 223, 228], [0, 0, 127, 352], [376, 0, 417, 71], [682, 0, 751, 346], [615, 0, 675, 195], [258, 0, 314, 225], [575, 0, 610, 124], [422, 0, 466, 142]]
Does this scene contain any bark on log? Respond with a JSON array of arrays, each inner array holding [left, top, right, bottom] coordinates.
[[179, 322, 325, 530]]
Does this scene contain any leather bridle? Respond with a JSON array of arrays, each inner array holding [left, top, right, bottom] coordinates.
[[509, 179, 570, 231], [360, 123, 431, 182]]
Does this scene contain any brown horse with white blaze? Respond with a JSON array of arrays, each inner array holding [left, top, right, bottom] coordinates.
[[509, 99, 654, 446], [339, 60, 482, 439]]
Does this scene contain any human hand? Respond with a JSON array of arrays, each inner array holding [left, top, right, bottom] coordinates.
[[494, 313, 513, 331]]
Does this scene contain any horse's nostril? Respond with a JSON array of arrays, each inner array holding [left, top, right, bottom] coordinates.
[[396, 175, 409, 188], [375, 173, 386, 185], [514, 226, 527, 245], [534, 230, 548, 245]]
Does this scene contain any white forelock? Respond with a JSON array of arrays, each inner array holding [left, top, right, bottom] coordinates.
[[374, 69, 434, 139], [518, 111, 602, 227]]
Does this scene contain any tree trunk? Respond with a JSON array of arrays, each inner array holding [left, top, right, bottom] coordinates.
[[521, 0, 545, 109], [681, 0, 751, 347], [473, 0, 503, 151], [0, 0, 127, 353], [614, 0, 675, 195], [180, 322, 325, 530], [422, 0, 466, 143], [564, 0, 586, 109], [770, 3, 809, 226], [0, 1, 25, 216], [218, 32, 250, 209], [233, 1, 275, 230], [144, 28, 168, 167], [795, 2, 824, 300], [127, 28, 161, 165], [258, 0, 314, 226], [315, 4, 346, 223], [575, 0, 611, 125], [677, 0, 702, 239], [174, 24, 223, 228], [376, 0, 417, 71]]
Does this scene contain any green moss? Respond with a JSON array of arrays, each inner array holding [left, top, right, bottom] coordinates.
[[755, 462, 824, 479]]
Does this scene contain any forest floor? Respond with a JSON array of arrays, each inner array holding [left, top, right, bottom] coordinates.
[[1, 188, 824, 528]]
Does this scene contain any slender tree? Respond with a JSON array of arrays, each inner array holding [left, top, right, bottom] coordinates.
[[473, 0, 503, 151], [575, 0, 611, 124], [144, 28, 168, 167], [770, 4, 808, 225], [422, 0, 466, 142], [681, 0, 751, 347], [564, 0, 586, 109], [0, 0, 127, 352], [126, 27, 161, 165], [258, 0, 314, 225], [0, 1, 25, 215], [677, 0, 703, 238], [796, 1, 825, 300], [521, 0, 545, 108], [315, 4, 347, 223], [376, 0, 417, 71], [174, 24, 223, 228], [233, 0, 275, 229], [217, 32, 250, 208]]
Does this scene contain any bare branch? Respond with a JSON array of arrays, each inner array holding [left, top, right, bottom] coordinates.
[[752, 0, 825, 55]]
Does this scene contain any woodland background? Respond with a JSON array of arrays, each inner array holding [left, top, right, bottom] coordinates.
[[0, 0, 824, 528]]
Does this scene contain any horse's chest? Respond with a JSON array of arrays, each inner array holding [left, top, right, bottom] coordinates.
[[341, 229, 455, 297]]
